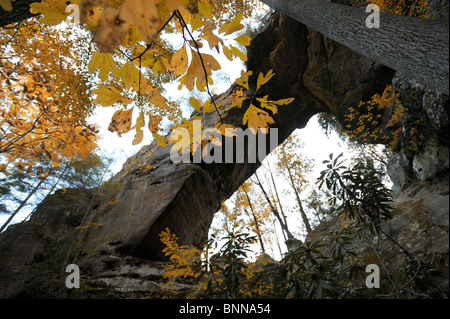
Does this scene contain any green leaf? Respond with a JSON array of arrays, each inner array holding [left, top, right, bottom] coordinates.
[[1, 0, 13, 11], [218, 12, 244, 36]]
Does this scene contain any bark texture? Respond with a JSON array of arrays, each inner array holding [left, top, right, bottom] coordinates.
[[262, 0, 449, 94]]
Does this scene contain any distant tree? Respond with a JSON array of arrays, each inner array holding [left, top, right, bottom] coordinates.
[[274, 135, 314, 234], [0, 151, 113, 232]]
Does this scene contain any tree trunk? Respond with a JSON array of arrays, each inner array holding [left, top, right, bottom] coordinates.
[[268, 167, 289, 229], [262, 0, 449, 94], [242, 187, 266, 254]]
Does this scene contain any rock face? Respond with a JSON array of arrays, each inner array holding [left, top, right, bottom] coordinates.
[[387, 74, 449, 195], [0, 7, 447, 298], [307, 69, 449, 298]]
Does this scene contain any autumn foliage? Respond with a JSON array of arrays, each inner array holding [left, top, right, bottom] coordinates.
[[1, 20, 98, 177], [5, 0, 291, 153]]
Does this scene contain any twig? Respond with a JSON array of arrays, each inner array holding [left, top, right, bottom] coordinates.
[[174, 10, 223, 123]]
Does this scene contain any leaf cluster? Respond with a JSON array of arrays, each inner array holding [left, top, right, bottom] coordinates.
[[317, 153, 392, 231], [280, 240, 338, 299]]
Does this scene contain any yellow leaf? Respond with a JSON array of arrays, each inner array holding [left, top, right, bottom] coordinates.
[[222, 45, 233, 61], [236, 70, 252, 91], [93, 86, 132, 106], [197, 0, 211, 18], [0, 0, 13, 11], [196, 80, 207, 92], [190, 97, 201, 112], [123, 25, 141, 47], [243, 104, 274, 131], [160, 56, 173, 72], [190, 15, 206, 32], [201, 53, 221, 72], [152, 59, 165, 74], [231, 87, 247, 108], [272, 97, 295, 105], [151, 91, 169, 109], [182, 50, 219, 91], [148, 114, 162, 133], [242, 104, 253, 125], [165, 0, 179, 11], [132, 128, 143, 145], [119, 63, 140, 91], [172, 46, 189, 76], [135, 110, 145, 130], [62, 185, 67, 193], [234, 35, 251, 47], [88, 52, 117, 81], [30, 2, 66, 25], [183, 52, 203, 91], [218, 12, 244, 35], [230, 45, 247, 62], [256, 69, 275, 92], [152, 132, 167, 147], [256, 95, 278, 114], [108, 108, 133, 137], [140, 51, 156, 68]]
